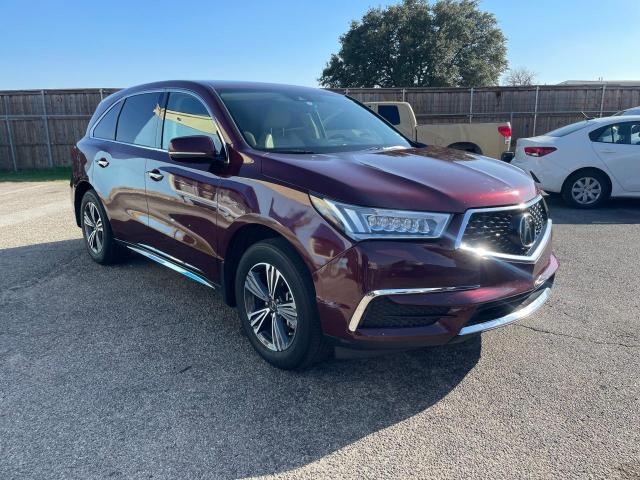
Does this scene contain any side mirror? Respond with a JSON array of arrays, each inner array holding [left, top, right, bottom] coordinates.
[[168, 135, 220, 162]]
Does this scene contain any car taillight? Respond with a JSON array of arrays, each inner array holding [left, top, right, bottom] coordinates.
[[498, 125, 512, 138], [524, 146, 556, 157]]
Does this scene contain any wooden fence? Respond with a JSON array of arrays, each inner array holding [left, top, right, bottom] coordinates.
[[2, 85, 640, 171], [333, 85, 640, 142], [0, 89, 119, 171]]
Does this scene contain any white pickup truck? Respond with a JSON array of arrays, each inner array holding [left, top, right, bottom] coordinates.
[[366, 101, 512, 160]]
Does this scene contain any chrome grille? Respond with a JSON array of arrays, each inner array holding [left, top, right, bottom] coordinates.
[[459, 197, 549, 256]]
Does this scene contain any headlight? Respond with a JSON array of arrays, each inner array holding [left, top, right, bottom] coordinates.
[[310, 194, 451, 240]]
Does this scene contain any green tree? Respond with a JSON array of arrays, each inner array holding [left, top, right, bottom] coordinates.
[[319, 0, 507, 88]]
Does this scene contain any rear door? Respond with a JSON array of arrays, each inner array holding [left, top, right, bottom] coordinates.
[[91, 91, 165, 243], [142, 90, 225, 282], [590, 121, 640, 191]]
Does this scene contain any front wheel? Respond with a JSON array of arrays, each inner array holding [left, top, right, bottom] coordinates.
[[234, 238, 329, 370], [561, 170, 611, 208]]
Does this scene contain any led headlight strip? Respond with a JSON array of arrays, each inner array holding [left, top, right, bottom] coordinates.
[[310, 194, 451, 240]]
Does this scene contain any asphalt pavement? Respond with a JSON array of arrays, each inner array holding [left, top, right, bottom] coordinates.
[[1, 180, 639, 479]]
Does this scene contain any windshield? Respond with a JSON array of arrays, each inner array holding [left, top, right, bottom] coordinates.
[[216, 87, 411, 153], [546, 121, 589, 137]]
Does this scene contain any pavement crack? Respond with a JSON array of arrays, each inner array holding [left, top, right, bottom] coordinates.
[[515, 324, 640, 349], [1, 252, 81, 300]]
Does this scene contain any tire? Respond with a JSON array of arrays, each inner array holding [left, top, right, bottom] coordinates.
[[80, 190, 126, 264], [561, 170, 611, 208], [234, 238, 329, 370]]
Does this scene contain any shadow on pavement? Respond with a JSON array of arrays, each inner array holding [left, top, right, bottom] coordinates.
[[545, 194, 640, 225], [0, 239, 481, 478]]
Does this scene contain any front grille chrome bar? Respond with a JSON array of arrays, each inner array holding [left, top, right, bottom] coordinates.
[[455, 195, 552, 263], [458, 287, 551, 336]]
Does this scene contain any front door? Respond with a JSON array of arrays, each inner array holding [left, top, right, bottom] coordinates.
[[142, 91, 225, 283]]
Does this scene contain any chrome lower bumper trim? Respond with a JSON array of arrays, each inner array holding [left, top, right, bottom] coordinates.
[[348, 285, 480, 332], [458, 287, 551, 336]]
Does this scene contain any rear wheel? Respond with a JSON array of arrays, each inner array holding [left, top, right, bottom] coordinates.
[[235, 238, 329, 370], [80, 190, 126, 264], [561, 170, 611, 208]]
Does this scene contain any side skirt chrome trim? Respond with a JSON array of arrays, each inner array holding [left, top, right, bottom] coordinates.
[[126, 245, 215, 289], [458, 287, 551, 336], [348, 285, 480, 332]]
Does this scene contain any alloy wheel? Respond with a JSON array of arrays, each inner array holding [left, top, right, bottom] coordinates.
[[571, 176, 602, 205], [83, 201, 104, 254], [243, 262, 298, 352]]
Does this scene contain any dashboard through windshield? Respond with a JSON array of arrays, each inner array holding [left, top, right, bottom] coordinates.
[[216, 87, 411, 154]]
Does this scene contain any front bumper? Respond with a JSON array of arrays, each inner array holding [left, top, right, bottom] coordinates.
[[313, 224, 558, 350]]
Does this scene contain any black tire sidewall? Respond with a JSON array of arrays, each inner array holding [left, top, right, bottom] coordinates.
[[234, 240, 320, 369], [562, 170, 611, 209], [80, 190, 115, 263]]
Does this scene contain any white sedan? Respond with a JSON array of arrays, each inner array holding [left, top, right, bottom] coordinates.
[[512, 115, 640, 208]]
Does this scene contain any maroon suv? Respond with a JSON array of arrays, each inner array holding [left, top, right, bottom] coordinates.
[[71, 81, 558, 369]]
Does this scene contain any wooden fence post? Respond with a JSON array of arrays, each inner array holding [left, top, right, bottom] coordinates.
[[3, 96, 18, 171], [40, 90, 54, 168], [532, 86, 540, 136]]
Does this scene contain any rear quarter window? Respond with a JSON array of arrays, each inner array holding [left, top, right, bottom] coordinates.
[[92, 101, 122, 140]]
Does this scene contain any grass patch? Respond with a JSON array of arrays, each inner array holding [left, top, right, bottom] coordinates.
[[0, 167, 71, 182]]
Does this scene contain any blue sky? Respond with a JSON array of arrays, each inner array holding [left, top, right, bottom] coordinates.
[[1, 0, 639, 89]]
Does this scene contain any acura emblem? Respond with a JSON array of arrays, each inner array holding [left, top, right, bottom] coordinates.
[[517, 213, 536, 248]]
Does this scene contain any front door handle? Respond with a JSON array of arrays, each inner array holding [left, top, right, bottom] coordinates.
[[97, 158, 109, 168], [147, 169, 164, 181], [599, 149, 616, 154]]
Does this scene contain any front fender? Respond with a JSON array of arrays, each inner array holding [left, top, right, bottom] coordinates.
[[217, 176, 353, 273]]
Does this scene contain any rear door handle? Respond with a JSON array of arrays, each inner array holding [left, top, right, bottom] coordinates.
[[97, 158, 109, 168], [147, 169, 164, 181], [599, 149, 616, 154]]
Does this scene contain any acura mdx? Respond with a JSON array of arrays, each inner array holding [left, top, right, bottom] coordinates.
[[71, 81, 558, 369]]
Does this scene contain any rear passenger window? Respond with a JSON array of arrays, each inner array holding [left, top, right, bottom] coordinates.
[[93, 101, 122, 140], [589, 122, 640, 145], [378, 105, 401, 125], [161, 92, 223, 151], [115, 93, 163, 147]]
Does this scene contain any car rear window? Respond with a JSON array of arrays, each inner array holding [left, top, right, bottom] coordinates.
[[115, 92, 163, 147], [93, 101, 122, 140], [545, 121, 589, 137], [377, 105, 401, 125]]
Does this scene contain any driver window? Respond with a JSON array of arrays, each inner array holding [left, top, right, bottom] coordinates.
[[161, 92, 223, 152]]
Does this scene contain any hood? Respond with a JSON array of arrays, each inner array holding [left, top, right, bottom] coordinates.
[[261, 146, 538, 213]]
